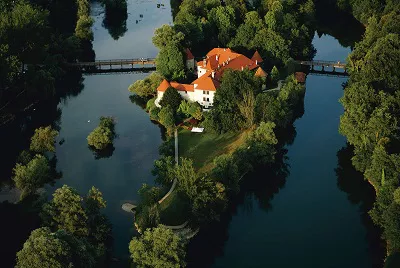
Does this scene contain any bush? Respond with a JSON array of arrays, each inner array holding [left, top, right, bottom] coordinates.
[[159, 87, 182, 111], [87, 117, 116, 150]]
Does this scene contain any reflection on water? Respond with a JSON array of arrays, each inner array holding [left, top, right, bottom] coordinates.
[[335, 145, 385, 267]]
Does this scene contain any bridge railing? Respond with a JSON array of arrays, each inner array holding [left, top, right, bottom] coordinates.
[[68, 58, 156, 67], [294, 60, 346, 67]]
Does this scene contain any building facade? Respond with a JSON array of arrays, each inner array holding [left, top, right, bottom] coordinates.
[[155, 48, 267, 109]]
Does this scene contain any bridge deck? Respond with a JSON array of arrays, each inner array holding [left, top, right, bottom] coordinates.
[[294, 60, 346, 69]]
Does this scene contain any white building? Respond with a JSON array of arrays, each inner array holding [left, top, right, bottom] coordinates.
[[155, 48, 267, 109]]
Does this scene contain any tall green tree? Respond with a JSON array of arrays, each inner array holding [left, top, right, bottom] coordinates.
[[159, 87, 183, 111], [129, 225, 186, 268], [156, 44, 186, 81], [42, 185, 89, 237], [30, 126, 59, 153], [16, 227, 96, 268], [13, 154, 51, 199]]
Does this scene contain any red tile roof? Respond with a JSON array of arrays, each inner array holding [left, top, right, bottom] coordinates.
[[255, 67, 268, 78], [170, 81, 194, 92], [157, 79, 171, 92], [251, 50, 263, 63], [191, 72, 220, 91], [185, 48, 194, 60], [157, 79, 194, 92]]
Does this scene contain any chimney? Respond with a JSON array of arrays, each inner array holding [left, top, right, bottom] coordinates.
[[256, 60, 258, 65], [228, 57, 230, 61], [212, 71, 215, 78], [216, 55, 219, 61], [203, 59, 206, 67], [241, 66, 244, 71], [224, 48, 226, 51]]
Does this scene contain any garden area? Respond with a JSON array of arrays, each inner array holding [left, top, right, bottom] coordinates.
[[178, 129, 248, 173]]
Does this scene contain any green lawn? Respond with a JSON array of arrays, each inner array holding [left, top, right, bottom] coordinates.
[[159, 190, 190, 226], [178, 129, 247, 173]]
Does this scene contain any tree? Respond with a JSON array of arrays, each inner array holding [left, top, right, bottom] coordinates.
[[87, 116, 116, 150], [42, 185, 89, 237], [245, 121, 278, 165], [159, 87, 182, 111], [75, 15, 94, 41], [213, 154, 240, 193], [210, 69, 261, 132], [16, 227, 72, 268], [192, 178, 227, 225], [208, 6, 237, 46], [270, 66, 279, 84], [129, 226, 186, 268], [237, 89, 256, 129], [13, 154, 51, 199], [128, 72, 163, 98], [30, 126, 59, 153], [175, 158, 198, 200], [152, 25, 185, 49], [156, 44, 186, 81], [178, 100, 203, 120], [16, 227, 96, 268], [152, 156, 175, 186], [158, 106, 176, 134]]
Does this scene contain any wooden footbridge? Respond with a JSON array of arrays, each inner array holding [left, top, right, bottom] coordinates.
[[67, 58, 156, 73], [294, 60, 348, 77]]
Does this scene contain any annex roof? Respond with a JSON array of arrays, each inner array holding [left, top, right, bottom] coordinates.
[[157, 79, 171, 92], [170, 82, 194, 92], [251, 50, 263, 63], [157, 79, 194, 92], [191, 72, 220, 91], [185, 48, 194, 60], [255, 67, 268, 78]]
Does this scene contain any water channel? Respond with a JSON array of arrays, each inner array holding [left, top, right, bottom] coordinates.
[[1, 0, 385, 266], [188, 34, 384, 268]]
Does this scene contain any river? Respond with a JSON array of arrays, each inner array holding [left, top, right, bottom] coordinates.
[[187, 34, 384, 268], [0, 0, 384, 266], [51, 0, 172, 262]]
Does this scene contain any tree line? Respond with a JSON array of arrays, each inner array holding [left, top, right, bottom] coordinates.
[[337, 1, 400, 266]]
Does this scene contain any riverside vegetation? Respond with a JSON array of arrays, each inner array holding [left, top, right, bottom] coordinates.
[[336, 0, 400, 266], [128, 0, 314, 266]]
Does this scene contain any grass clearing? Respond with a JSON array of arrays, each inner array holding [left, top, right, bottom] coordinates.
[[178, 128, 248, 173]]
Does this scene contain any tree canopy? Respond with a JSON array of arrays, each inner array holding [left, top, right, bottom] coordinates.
[[13, 154, 51, 199], [129, 225, 186, 268], [87, 116, 116, 150], [30, 126, 59, 153]]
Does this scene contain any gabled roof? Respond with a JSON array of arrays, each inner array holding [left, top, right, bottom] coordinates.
[[157, 79, 171, 92], [170, 82, 194, 92], [251, 50, 263, 63], [185, 48, 194, 60], [157, 79, 194, 92], [255, 67, 268, 78], [191, 72, 220, 91]]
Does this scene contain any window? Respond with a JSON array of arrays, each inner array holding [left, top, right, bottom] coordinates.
[[203, 90, 205, 94], [203, 91, 210, 95], [206, 97, 209, 102], [206, 91, 210, 95], [203, 97, 206, 101]]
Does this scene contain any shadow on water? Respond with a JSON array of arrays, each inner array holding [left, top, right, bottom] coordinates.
[[335, 145, 385, 268], [186, 125, 296, 268], [102, 0, 128, 40], [89, 144, 116, 160]]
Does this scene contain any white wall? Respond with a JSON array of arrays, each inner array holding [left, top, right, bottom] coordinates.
[[197, 66, 207, 78]]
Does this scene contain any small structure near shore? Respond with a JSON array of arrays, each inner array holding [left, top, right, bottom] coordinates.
[[122, 203, 137, 213], [295, 72, 306, 83]]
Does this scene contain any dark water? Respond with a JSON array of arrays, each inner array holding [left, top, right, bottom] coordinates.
[[193, 34, 384, 268], [0, 0, 384, 266], [50, 0, 172, 261]]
